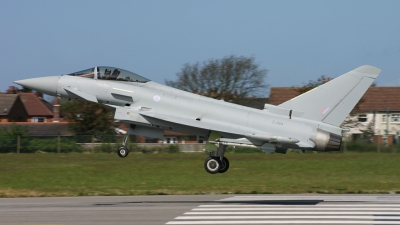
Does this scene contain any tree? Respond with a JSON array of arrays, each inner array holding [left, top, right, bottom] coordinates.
[[295, 75, 330, 95], [61, 101, 114, 137], [165, 55, 268, 104], [0, 124, 29, 153]]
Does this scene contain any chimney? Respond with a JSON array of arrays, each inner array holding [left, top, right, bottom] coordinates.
[[35, 92, 43, 99], [53, 98, 60, 122], [7, 86, 18, 94]]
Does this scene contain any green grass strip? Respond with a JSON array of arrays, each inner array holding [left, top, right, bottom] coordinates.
[[0, 152, 399, 197]]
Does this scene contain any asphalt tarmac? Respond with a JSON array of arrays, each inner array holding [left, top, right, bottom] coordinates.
[[1, 194, 400, 225]]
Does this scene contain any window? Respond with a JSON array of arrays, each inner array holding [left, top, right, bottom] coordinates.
[[32, 117, 46, 122], [97, 67, 150, 83], [358, 114, 367, 122], [383, 114, 400, 123], [392, 114, 400, 123], [67, 68, 95, 79]]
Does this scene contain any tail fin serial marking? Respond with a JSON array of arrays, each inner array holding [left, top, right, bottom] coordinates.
[[279, 65, 381, 127]]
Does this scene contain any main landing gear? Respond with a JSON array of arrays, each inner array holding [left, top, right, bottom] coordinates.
[[204, 145, 229, 174], [204, 156, 229, 174], [117, 133, 130, 158]]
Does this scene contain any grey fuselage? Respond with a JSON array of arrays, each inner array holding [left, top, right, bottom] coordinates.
[[56, 74, 339, 151], [15, 65, 382, 154]]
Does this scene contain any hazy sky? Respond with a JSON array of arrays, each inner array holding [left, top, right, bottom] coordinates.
[[1, 0, 400, 96]]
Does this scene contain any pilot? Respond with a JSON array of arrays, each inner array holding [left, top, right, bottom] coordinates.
[[104, 69, 111, 79], [111, 69, 120, 79]]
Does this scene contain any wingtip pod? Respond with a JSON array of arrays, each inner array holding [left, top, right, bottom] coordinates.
[[353, 65, 381, 77]]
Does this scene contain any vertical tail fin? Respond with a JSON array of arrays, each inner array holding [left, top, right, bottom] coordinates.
[[279, 65, 381, 127]]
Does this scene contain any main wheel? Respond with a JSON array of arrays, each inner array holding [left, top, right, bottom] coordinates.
[[117, 146, 129, 158], [204, 157, 221, 174], [218, 157, 230, 173]]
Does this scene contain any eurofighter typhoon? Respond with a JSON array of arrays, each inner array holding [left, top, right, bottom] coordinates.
[[14, 65, 380, 174]]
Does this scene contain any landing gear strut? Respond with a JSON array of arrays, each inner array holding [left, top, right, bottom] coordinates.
[[204, 145, 229, 174], [117, 133, 130, 158]]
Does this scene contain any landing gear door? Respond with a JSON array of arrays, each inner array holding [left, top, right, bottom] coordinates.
[[114, 107, 148, 124], [128, 124, 164, 139]]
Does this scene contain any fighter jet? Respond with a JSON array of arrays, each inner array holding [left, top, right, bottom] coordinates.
[[14, 65, 380, 174]]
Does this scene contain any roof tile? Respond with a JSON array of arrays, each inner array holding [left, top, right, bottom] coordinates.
[[19, 93, 53, 116], [0, 94, 18, 115]]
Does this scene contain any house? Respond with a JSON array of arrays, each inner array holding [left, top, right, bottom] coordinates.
[[19, 92, 54, 122], [269, 86, 400, 145], [0, 86, 70, 136], [0, 94, 28, 122], [352, 87, 400, 144]]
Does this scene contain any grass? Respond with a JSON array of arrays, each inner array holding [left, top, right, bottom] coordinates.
[[0, 152, 399, 197]]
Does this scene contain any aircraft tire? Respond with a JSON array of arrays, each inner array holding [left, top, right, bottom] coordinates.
[[117, 146, 129, 158], [218, 157, 230, 173], [204, 157, 221, 174]]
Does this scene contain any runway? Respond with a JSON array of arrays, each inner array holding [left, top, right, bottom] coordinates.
[[1, 195, 400, 225]]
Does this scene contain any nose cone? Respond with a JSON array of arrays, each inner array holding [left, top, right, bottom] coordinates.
[[14, 76, 60, 96]]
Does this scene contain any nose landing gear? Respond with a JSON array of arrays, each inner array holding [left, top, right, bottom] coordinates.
[[117, 146, 129, 158], [117, 133, 130, 158]]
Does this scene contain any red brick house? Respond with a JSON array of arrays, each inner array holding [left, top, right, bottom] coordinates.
[[0, 87, 70, 136]]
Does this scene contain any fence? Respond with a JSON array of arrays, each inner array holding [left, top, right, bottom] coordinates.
[[0, 135, 207, 154], [0, 135, 90, 153], [0, 134, 399, 154]]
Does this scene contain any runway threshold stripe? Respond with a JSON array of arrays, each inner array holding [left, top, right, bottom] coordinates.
[[199, 204, 400, 207], [166, 220, 400, 224], [192, 207, 400, 211], [226, 196, 399, 198], [185, 211, 400, 215], [219, 197, 400, 201], [175, 216, 400, 220]]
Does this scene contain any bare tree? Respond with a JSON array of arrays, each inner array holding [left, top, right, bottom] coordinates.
[[165, 55, 268, 104], [295, 75, 330, 95]]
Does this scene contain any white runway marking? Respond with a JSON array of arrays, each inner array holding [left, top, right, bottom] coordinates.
[[166, 196, 400, 224], [176, 215, 400, 220], [199, 204, 400, 207], [185, 211, 400, 215], [218, 196, 400, 202], [167, 221, 400, 224], [193, 207, 400, 211]]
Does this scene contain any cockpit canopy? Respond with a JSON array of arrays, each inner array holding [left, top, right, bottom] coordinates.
[[67, 67, 150, 83]]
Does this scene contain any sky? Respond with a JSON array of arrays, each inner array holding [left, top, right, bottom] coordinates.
[[1, 0, 400, 97]]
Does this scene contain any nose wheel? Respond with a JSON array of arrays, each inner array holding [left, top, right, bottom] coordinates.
[[204, 156, 229, 174], [117, 131, 130, 158], [117, 146, 129, 158]]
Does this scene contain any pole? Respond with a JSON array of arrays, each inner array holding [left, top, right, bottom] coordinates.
[[373, 110, 379, 153], [386, 107, 390, 147], [17, 135, 20, 154], [91, 135, 94, 153], [57, 135, 61, 153]]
